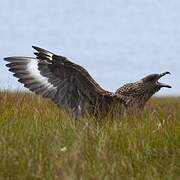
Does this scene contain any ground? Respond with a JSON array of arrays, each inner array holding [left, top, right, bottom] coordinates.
[[0, 91, 179, 180]]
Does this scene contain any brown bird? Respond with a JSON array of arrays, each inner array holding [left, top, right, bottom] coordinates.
[[4, 46, 172, 118]]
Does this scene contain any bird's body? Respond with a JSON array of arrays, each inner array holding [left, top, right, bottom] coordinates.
[[4, 46, 171, 118]]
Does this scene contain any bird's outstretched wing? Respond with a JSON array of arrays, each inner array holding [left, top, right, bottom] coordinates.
[[4, 46, 110, 117]]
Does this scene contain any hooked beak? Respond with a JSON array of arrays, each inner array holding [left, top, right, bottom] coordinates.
[[156, 72, 172, 88]]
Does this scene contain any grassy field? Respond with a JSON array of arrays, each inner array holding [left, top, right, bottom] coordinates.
[[0, 91, 179, 180]]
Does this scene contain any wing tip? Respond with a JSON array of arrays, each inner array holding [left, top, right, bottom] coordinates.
[[32, 46, 46, 53], [5, 63, 11, 67], [32, 45, 48, 52], [32, 46, 54, 56], [32, 45, 39, 51], [4, 57, 19, 63], [4, 57, 11, 62], [3, 57, 35, 63]]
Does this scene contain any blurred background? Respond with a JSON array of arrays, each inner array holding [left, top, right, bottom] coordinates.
[[0, 0, 179, 95]]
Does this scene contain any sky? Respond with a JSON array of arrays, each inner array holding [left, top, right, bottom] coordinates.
[[0, 0, 180, 95]]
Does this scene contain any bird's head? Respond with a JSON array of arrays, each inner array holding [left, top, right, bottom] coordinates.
[[116, 72, 171, 108], [140, 72, 172, 92]]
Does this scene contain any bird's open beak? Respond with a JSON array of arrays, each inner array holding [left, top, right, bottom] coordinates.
[[156, 72, 172, 88]]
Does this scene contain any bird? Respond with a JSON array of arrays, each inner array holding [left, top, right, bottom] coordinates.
[[4, 46, 172, 119]]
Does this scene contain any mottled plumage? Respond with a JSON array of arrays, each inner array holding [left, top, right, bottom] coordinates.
[[4, 46, 171, 118]]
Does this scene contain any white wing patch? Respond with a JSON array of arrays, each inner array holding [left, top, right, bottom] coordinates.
[[27, 59, 55, 91]]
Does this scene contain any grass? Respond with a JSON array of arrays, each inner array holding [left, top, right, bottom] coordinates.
[[0, 91, 179, 180]]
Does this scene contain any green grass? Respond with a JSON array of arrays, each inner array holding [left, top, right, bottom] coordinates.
[[0, 91, 179, 180]]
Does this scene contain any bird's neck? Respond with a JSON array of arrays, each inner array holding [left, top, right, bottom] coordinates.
[[121, 92, 154, 109], [116, 84, 157, 109]]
